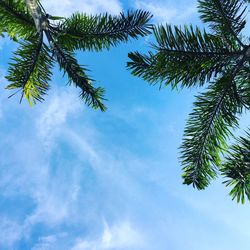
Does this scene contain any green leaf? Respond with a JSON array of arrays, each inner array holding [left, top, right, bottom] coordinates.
[[51, 42, 106, 111], [6, 35, 53, 104], [221, 130, 250, 203], [198, 0, 247, 46], [126, 0, 250, 200], [181, 75, 243, 189], [128, 24, 240, 88], [0, 0, 36, 39], [234, 66, 250, 109], [54, 10, 152, 51]]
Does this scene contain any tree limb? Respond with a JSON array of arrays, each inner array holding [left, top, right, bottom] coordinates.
[[25, 0, 43, 32]]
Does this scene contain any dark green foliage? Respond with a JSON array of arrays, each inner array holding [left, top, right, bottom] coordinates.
[[181, 76, 242, 189], [55, 10, 152, 51], [1, 0, 152, 110], [234, 66, 250, 108], [128, 24, 240, 88], [52, 43, 106, 110], [198, 0, 247, 45], [0, 0, 35, 40], [127, 0, 250, 202], [6, 34, 53, 105], [221, 130, 250, 203]]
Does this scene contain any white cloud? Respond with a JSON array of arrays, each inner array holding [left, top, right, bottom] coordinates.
[[31, 233, 67, 250], [135, 1, 177, 23], [42, 0, 122, 16], [31, 235, 57, 250], [0, 89, 85, 243], [0, 91, 150, 247], [62, 128, 143, 197], [134, 0, 197, 23], [2, 75, 250, 250], [26, 187, 73, 226], [36, 89, 82, 150], [0, 90, 149, 246], [71, 220, 144, 250], [0, 217, 23, 247]]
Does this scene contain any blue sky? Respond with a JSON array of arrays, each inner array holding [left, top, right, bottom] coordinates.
[[0, 0, 250, 249]]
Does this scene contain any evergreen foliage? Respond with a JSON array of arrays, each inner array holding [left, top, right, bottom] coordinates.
[[127, 0, 250, 202], [0, 0, 152, 110], [222, 131, 250, 203], [0, 0, 35, 40]]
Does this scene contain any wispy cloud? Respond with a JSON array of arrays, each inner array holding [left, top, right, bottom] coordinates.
[[0, 217, 23, 247], [31, 232, 68, 250], [42, 0, 123, 16], [0, 84, 179, 249], [1, 60, 250, 250], [36, 89, 82, 150], [134, 0, 197, 23], [71, 220, 145, 250], [1, 89, 250, 250], [0, 88, 149, 248]]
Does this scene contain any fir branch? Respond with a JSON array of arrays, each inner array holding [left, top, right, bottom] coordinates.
[[234, 65, 250, 109]]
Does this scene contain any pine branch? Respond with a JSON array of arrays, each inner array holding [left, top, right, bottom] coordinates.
[[221, 129, 250, 203], [6, 35, 53, 105], [0, 0, 36, 39], [53, 10, 152, 51], [128, 25, 240, 88]]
